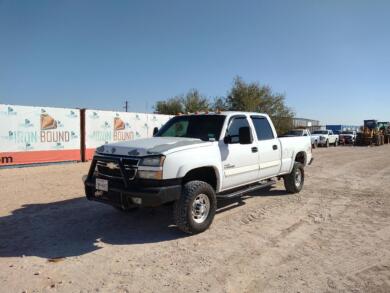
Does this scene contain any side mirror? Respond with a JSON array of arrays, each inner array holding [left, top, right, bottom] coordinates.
[[223, 136, 231, 144], [153, 127, 159, 136], [239, 127, 252, 144]]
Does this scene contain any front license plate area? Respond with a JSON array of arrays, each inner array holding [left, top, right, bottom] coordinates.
[[96, 178, 108, 192]]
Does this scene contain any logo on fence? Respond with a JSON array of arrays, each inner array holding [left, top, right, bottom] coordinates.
[[114, 117, 125, 130], [41, 113, 58, 130], [113, 116, 134, 141], [39, 110, 71, 144]]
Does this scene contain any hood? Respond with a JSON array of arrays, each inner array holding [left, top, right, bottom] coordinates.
[[95, 137, 210, 157]]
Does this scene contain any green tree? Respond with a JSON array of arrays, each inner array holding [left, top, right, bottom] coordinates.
[[154, 77, 294, 134], [182, 89, 209, 113], [211, 96, 229, 111], [155, 89, 209, 114], [226, 77, 294, 134], [154, 96, 183, 115]]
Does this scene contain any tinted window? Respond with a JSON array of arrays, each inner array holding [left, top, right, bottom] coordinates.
[[251, 116, 275, 140], [285, 130, 304, 136], [227, 116, 250, 143], [156, 115, 225, 141]]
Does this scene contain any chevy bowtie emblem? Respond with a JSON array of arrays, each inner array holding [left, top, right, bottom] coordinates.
[[106, 162, 118, 170]]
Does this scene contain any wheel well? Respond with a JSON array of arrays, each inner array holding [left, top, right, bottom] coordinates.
[[295, 152, 306, 165], [182, 167, 217, 190]]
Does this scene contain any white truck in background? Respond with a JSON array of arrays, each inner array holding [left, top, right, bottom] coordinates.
[[282, 128, 319, 148], [339, 130, 357, 145], [84, 112, 313, 234], [312, 129, 339, 147]]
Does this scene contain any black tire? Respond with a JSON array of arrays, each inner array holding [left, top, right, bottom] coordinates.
[[325, 140, 329, 148], [312, 141, 317, 149], [283, 162, 304, 194], [334, 140, 338, 147], [174, 180, 216, 234]]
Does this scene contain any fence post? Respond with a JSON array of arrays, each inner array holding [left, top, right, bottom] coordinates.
[[80, 109, 86, 162]]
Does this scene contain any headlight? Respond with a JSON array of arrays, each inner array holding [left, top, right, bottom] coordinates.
[[138, 156, 165, 180], [139, 156, 165, 167]]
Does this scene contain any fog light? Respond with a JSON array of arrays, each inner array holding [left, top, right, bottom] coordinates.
[[132, 197, 142, 205], [137, 170, 163, 180]]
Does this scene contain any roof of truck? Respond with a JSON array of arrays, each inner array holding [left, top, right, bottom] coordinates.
[[178, 111, 269, 116]]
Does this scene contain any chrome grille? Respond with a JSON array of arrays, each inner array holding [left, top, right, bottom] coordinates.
[[95, 157, 139, 180]]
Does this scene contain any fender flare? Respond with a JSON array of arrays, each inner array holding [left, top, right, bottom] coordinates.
[[177, 164, 222, 192]]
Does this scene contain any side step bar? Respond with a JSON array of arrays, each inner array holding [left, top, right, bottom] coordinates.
[[217, 180, 276, 199]]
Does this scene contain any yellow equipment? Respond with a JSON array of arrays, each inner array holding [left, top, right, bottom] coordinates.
[[356, 120, 384, 146]]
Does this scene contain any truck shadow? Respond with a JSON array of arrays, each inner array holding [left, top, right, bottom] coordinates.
[[0, 189, 286, 259], [0, 197, 184, 259]]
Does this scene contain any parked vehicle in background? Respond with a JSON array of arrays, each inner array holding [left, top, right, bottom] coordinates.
[[84, 112, 313, 234], [326, 124, 360, 135], [312, 130, 339, 147], [339, 131, 357, 145], [282, 129, 319, 148], [310, 132, 320, 148]]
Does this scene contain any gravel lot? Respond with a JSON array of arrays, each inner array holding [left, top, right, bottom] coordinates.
[[0, 145, 390, 293]]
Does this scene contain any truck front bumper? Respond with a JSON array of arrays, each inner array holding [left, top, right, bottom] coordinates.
[[85, 179, 182, 208], [84, 154, 182, 208]]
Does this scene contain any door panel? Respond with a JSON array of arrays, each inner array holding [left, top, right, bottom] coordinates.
[[258, 139, 281, 178], [250, 116, 282, 179], [219, 142, 259, 190], [219, 116, 260, 190]]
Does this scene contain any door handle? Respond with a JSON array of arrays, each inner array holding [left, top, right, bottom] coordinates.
[[251, 147, 258, 153], [273, 145, 278, 150]]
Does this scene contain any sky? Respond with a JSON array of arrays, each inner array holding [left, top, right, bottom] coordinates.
[[0, 0, 389, 125]]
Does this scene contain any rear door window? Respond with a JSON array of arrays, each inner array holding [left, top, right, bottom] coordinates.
[[251, 116, 275, 141]]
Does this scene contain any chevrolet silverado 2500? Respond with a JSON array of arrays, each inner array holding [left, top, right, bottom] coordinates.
[[84, 112, 313, 234]]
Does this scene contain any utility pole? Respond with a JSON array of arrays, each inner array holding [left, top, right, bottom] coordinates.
[[123, 100, 128, 112]]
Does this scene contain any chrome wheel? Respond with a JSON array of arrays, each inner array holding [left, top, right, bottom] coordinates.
[[295, 169, 302, 188], [192, 194, 210, 224]]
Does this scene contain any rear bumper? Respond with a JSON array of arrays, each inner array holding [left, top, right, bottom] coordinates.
[[85, 179, 182, 208]]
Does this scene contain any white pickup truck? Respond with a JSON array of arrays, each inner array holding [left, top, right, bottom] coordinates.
[[339, 130, 357, 145], [282, 129, 319, 148], [311, 130, 339, 147], [84, 112, 313, 233]]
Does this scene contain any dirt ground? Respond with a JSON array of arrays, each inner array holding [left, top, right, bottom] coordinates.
[[0, 145, 389, 293]]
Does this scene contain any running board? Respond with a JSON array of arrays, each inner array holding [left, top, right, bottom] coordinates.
[[217, 180, 276, 199]]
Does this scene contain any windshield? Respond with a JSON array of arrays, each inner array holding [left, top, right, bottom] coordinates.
[[155, 115, 226, 141], [341, 131, 353, 134], [285, 130, 304, 136], [312, 130, 328, 134]]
